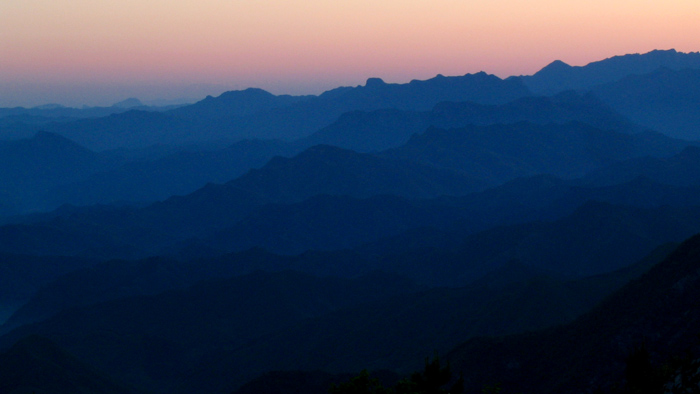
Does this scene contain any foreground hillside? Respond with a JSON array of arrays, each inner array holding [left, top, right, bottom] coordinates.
[[0, 242, 671, 394], [447, 232, 700, 394]]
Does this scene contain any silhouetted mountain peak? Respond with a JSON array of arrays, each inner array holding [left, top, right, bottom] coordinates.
[[365, 77, 386, 88], [195, 87, 277, 106], [655, 48, 677, 54], [539, 59, 573, 73], [522, 60, 575, 90], [172, 87, 306, 120], [549, 59, 572, 67], [220, 87, 275, 99], [317, 71, 530, 110]]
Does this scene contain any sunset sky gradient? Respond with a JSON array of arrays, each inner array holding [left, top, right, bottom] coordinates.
[[1, 0, 698, 107]]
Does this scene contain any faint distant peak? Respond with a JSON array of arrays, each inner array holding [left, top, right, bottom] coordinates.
[[112, 98, 144, 108], [173, 87, 308, 120], [200, 87, 275, 103]]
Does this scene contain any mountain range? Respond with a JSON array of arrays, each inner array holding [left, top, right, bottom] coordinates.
[[2, 48, 700, 394]]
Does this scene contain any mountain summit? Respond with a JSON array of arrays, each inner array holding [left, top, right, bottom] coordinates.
[[365, 77, 386, 88]]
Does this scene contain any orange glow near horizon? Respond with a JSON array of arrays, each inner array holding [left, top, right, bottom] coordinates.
[[1, 0, 699, 106]]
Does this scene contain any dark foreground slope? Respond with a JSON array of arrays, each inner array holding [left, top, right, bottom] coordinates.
[[447, 232, 700, 394], [0, 271, 419, 394], [0, 248, 663, 394], [181, 247, 669, 394], [0, 335, 136, 394]]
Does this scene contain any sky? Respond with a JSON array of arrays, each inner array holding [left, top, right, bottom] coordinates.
[[1, 0, 699, 107]]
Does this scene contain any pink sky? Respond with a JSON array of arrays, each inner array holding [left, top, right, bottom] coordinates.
[[1, 0, 699, 107]]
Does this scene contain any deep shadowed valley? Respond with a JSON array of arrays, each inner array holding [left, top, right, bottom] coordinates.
[[2, 49, 700, 394]]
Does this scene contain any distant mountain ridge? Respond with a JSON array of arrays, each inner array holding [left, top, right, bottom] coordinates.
[[171, 88, 310, 119], [316, 72, 530, 111], [5, 48, 700, 151], [41, 72, 531, 151], [0, 99, 182, 141], [520, 48, 700, 94]]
